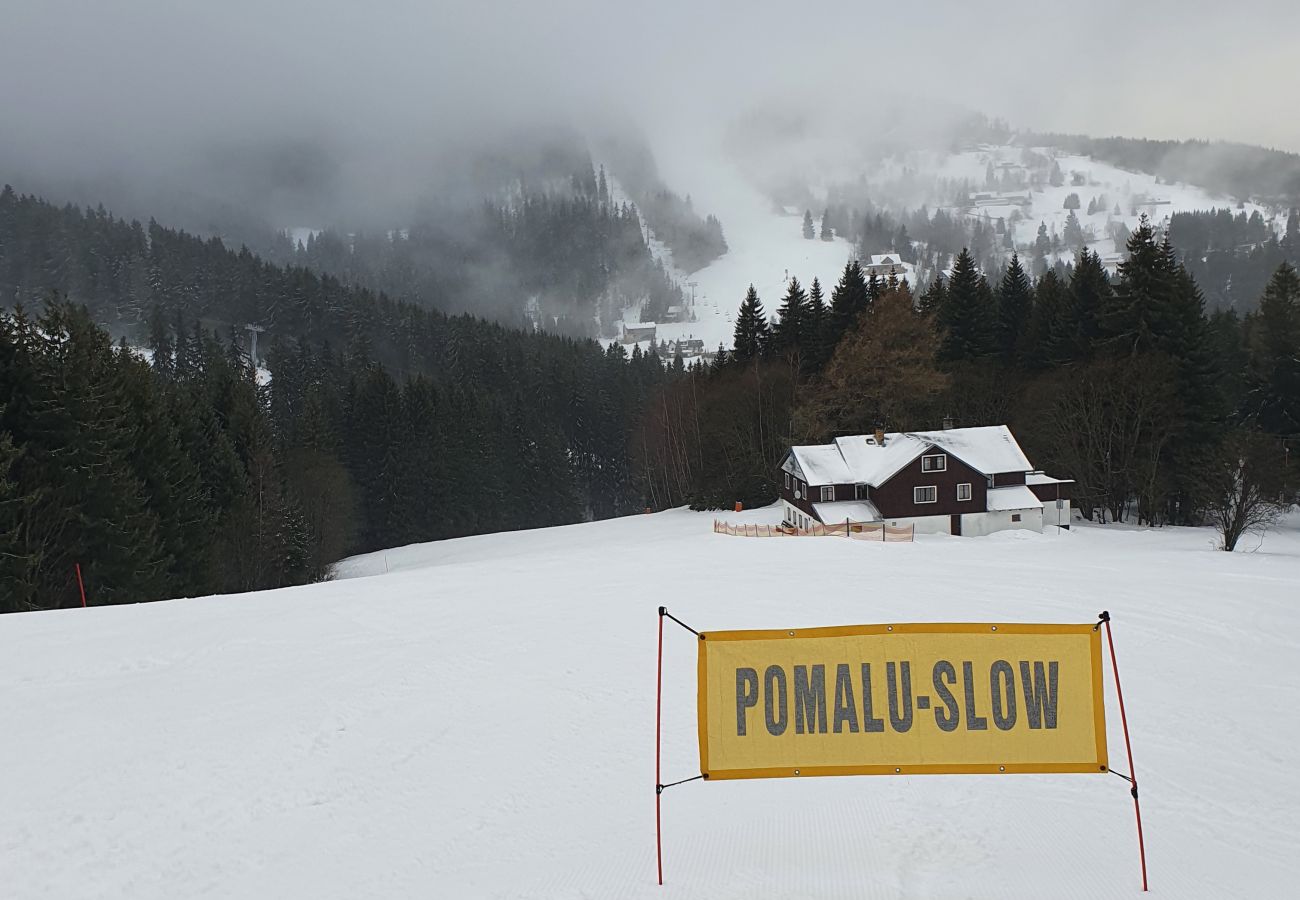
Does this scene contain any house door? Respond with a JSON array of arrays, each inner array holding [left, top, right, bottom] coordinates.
[[950, 514, 962, 536]]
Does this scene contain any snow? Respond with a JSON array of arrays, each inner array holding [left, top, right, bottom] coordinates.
[[617, 137, 854, 352], [865, 144, 1282, 271], [1027, 472, 1074, 486], [795, 426, 1034, 488], [985, 485, 1042, 512], [812, 499, 881, 523], [4, 507, 1300, 898]]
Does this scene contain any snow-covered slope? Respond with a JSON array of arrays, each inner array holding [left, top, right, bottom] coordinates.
[[4, 508, 1299, 898], [613, 142, 853, 353]]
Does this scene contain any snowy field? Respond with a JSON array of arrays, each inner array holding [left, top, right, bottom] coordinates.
[[3, 507, 1299, 898]]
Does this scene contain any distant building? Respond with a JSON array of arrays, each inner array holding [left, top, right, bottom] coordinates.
[[670, 338, 706, 357], [862, 253, 914, 282], [970, 192, 1032, 209], [621, 322, 657, 344], [778, 425, 1071, 537]]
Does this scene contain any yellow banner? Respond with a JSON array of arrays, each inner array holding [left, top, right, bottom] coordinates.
[[698, 623, 1107, 779]]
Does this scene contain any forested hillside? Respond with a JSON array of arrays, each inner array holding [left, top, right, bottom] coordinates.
[[0, 185, 684, 610], [257, 163, 684, 337]]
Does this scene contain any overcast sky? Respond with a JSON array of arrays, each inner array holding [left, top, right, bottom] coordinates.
[[4, 0, 1298, 219]]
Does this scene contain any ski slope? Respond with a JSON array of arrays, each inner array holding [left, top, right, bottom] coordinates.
[[3, 508, 1299, 898], [615, 138, 853, 353]]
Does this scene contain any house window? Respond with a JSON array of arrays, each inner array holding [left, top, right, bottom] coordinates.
[[921, 454, 947, 472], [785, 472, 790, 490], [957, 483, 972, 501], [914, 486, 937, 504], [820, 486, 835, 502], [1011, 513, 1021, 522]]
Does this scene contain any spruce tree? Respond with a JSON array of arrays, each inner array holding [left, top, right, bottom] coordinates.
[[804, 277, 829, 371], [1100, 217, 1178, 356], [994, 254, 1033, 363], [829, 260, 870, 346], [802, 210, 815, 240], [732, 285, 769, 362], [1246, 263, 1300, 434], [1064, 249, 1111, 361], [937, 249, 995, 362], [771, 277, 809, 356], [820, 210, 833, 241]]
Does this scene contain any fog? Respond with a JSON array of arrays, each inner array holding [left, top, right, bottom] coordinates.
[[4, 0, 1299, 229]]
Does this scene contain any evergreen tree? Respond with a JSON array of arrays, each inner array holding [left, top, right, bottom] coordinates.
[[804, 277, 829, 371], [771, 277, 809, 356], [1062, 210, 1084, 250], [1032, 222, 1052, 276], [994, 254, 1033, 363], [1100, 217, 1178, 356], [1246, 263, 1300, 434], [829, 260, 870, 344], [732, 285, 770, 362], [936, 249, 995, 362], [918, 274, 947, 316], [1063, 249, 1111, 361], [802, 210, 815, 240], [819, 209, 833, 241]]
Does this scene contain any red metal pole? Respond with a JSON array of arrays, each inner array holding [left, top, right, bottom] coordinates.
[[74, 563, 87, 608], [1103, 614, 1148, 892], [656, 607, 665, 886]]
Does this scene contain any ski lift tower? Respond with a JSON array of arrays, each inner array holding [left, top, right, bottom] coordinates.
[[245, 323, 265, 366]]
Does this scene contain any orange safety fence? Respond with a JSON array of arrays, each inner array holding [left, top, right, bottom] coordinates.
[[712, 520, 914, 542]]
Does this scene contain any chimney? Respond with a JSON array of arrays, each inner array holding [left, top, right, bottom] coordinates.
[[873, 425, 885, 446], [942, 415, 954, 431]]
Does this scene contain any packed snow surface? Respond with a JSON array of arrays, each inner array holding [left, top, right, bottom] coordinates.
[[4, 508, 1300, 898]]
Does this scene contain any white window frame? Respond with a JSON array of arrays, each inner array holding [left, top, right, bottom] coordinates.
[[820, 485, 835, 502], [785, 472, 790, 490], [1011, 513, 1022, 523], [957, 483, 972, 502], [914, 485, 937, 504], [921, 453, 947, 472]]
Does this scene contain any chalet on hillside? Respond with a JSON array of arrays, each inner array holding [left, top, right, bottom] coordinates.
[[779, 425, 1072, 537], [621, 322, 657, 344], [861, 253, 914, 282]]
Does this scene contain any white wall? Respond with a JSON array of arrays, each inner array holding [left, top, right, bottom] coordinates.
[[960, 506, 1044, 537], [1040, 499, 1071, 530]]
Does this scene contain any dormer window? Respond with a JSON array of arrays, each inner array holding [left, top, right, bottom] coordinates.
[[921, 454, 947, 472]]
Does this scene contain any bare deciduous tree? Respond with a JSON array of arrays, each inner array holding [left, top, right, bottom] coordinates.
[[1201, 429, 1289, 552]]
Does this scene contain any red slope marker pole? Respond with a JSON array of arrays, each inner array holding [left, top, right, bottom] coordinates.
[[1101, 610, 1148, 892], [74, 563, 87, 608], [655, 606, 665, 886]]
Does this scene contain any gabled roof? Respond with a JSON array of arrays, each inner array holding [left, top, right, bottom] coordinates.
[[788, 425, 1033, 488]]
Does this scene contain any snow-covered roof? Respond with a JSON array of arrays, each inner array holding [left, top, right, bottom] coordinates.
[[1026, 472, 1075, 486], [867, 253, 903, 266], [624, 321, 657, 329], [813, 500, 881, 523], [986, 485, 1042, 512], [789, 426, 1033, 488]]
